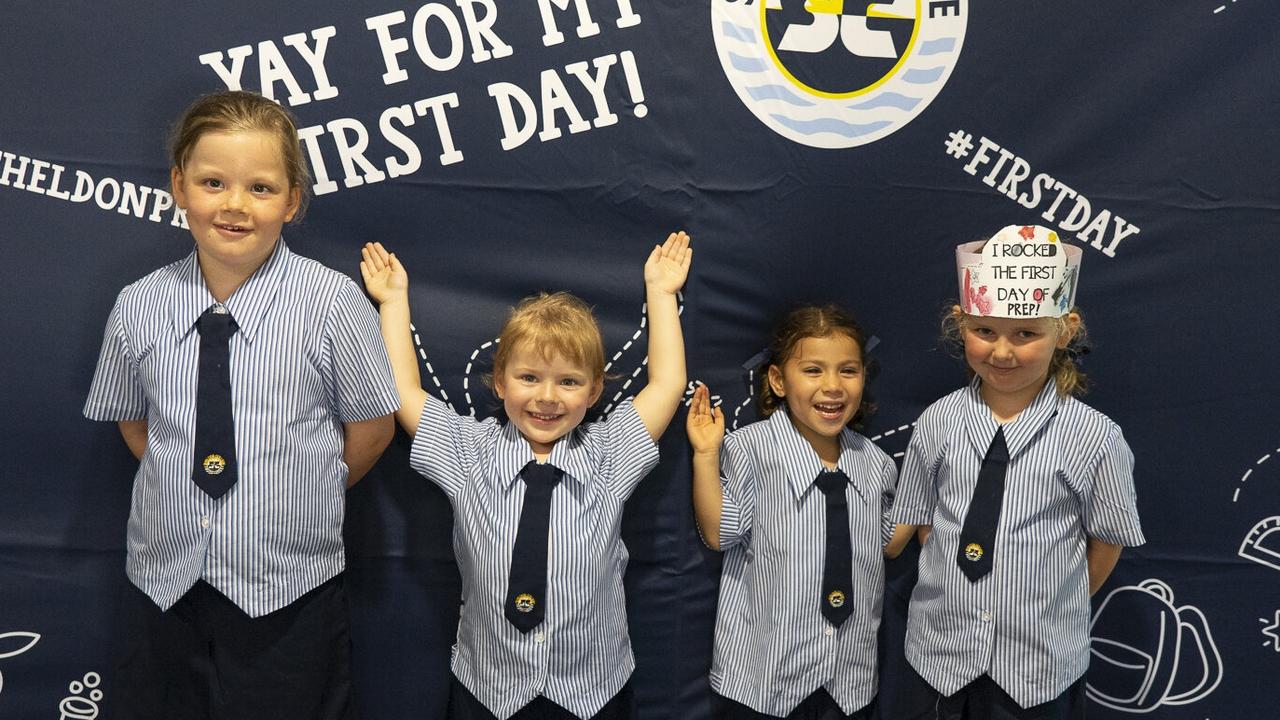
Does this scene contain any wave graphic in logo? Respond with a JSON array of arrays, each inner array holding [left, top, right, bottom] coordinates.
[[712, 0, 966, 148]]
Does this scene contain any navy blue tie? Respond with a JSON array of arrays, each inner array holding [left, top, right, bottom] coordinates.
[[956, 428, 1009, 582], [816, 469, 853, 627], [504, 461, 562, 633], [192, 305, 238, 499]]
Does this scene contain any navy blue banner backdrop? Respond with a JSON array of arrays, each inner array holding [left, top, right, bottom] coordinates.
[[2, 1, 1277, 718]]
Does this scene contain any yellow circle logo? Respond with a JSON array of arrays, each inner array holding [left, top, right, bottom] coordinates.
[[827, 589, 846, 608], [202, 454, 226, 475], [964, 542, 984, 561], [514, 593, 536, 613]]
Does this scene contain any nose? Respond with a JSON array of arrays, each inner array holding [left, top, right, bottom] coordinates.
[[992, 337, 1015, 363], [222, 186, 247, 213], [535, 381, 557, 403], [821, 371, 842, 393]]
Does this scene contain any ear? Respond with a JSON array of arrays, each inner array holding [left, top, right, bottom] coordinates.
[[588, 378, 604, 406], [170, 167, 188, 209], [283, 185, 301, 222], [1057, 311, 1082, 350], [767, 364, 786, 399], [493, 373, 506, 400]]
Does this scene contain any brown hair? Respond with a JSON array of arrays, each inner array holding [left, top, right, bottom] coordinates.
[[758, 304, 876, 429], [168, 90, 312, 220], [490, 291, 606, 388], [942, 306, 1090, 396]]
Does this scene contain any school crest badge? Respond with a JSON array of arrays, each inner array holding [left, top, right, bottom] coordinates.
[[711, 0, 967, 148]]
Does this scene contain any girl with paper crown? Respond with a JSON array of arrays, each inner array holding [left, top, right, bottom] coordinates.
[[889, 224, 1145, 719]]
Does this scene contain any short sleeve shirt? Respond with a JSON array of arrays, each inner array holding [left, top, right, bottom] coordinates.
[[409, 394, 658, 720], [84, 240, 399, 617], [712, 409, 898, 716], [891, 379, 1144, 707]]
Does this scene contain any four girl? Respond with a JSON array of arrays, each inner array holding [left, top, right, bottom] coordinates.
[[87, 87, 1141, 719]]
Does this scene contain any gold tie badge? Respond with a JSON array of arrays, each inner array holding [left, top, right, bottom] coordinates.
[[202, 454, 226, 476], [827, 590, 845, 608], [514, 593, 536, 613], [964, 543, 984, 562]]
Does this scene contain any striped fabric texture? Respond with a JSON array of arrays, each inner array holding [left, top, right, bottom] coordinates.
[[409, 395, 659, 720], [891, 379, 1145, 708], [712, 409, 897, 717], [84, 240, 399, 618]]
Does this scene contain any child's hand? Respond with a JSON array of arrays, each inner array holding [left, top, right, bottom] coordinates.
[[644, 231, 692, 296], [686, 383, 724, 454], [360, 242, 409, 306]]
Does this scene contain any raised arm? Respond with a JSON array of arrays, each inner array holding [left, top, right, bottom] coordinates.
[[687, 384, 725, 549], [632, 231, 691, 440], [360, 242, 428, 435]]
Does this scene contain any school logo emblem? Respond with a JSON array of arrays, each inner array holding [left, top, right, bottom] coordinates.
[[202, 454, 226, 475], [514, 593, 536, 613], [827, 590, 846, 608], [711, 0, 967, 148], [964, 542, 983, 561]]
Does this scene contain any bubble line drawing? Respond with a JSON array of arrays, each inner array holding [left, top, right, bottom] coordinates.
[[1212, 0, 1241, 15], [59, 671, 103, 720], [0, 631, 40, 697]]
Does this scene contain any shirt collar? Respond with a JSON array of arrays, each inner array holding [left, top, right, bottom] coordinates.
[[964, 376, 1061, 460], [169, 238, 291, 344], [493, 417, 591, 490], [767, 408, 868, 503]]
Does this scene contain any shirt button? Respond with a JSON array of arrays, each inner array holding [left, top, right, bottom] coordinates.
[[534, 632, 545, 643], [980, 611, 992, 623], [200, 516, 210, 529], [824, 627, 834, 637]]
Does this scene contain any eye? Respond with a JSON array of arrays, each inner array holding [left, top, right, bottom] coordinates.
[[1017, 330, 1041, 340], [202, 178, 223, 189], [252, 183, 274, 194], [971, 327, 994, 338], [518, 373, 537, 383], [841, 366, 861, 377], [560, 377, 582, 387], [802, 366, 822, 375]]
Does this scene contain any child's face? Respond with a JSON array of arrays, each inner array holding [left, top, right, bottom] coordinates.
[[767, 334, 865, 451], [495, 343, 603, 457], [961, 313, 1072, 407], [171, 130, 300, 281]]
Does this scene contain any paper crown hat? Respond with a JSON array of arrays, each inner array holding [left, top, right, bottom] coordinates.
[[956, 225, 1082, 319]]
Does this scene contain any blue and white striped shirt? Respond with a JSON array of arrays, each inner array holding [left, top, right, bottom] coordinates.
[[409, 394, 659, 720], [83, 240, 399, 618], [891, 379, 1144, 708], [711, 409, 897, 716]]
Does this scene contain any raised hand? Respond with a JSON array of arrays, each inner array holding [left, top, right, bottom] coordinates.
[[644, 230, 692, 296], [360, 241, 409, 306], [686, 383, 725, 455]]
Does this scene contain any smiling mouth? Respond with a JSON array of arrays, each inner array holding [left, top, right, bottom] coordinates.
[[814, 402, 846, 419], [214, 223, 250, 234], [528, 411, 563, 423]]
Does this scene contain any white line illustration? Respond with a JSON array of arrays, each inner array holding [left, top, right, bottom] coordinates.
[[0, 631, 40, 697], [1087, 579, 1223, 713]]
